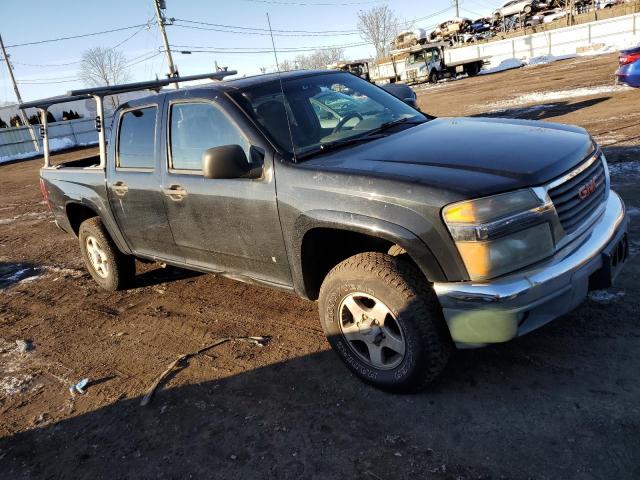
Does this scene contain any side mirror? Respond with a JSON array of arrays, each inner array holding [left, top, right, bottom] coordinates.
[[202, 145, 260, 179]]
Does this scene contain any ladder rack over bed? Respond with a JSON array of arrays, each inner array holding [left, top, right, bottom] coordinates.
[[19, 71, 237, 168]]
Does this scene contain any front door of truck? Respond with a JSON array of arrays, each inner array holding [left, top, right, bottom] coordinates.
[[160, 97, 291, 286], [107, 103, 178, 260]]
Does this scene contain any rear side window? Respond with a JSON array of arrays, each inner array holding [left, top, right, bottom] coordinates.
[[117, 106, 157, 169], [169, 102, 249, 171]]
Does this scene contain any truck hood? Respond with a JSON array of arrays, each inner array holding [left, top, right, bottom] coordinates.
[[300, 117, 595, 198]]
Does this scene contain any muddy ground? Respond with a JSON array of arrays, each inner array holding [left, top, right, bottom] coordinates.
[[1, 53, 639, 479]]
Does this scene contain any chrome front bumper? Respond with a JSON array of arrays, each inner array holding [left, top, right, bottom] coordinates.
[[434, 191, 629, 347]]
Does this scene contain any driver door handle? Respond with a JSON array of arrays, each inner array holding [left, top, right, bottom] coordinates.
[[111, 181, 129, 197], [163, 184, 187, 201]]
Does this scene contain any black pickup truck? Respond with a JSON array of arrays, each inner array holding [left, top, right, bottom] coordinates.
[[36, 70, 629, 391]]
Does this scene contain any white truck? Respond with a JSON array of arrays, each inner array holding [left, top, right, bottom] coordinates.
[[402, 42, 487, 84], [369, 42, 488, 84]]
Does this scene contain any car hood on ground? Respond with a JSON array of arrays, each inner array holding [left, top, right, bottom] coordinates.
[[299, 117, 595, 198]]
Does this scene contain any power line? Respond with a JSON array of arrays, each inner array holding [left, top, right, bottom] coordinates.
[[126, 51, 163, 68], [167, 44, 369, 55], [170, 23, 358, 37], [11, 59, 80, 67], [111, 21, 152, 50], [170, 41, 366, 51], [13, 51, 163, 84], [172, 18, 359, 34], [5, 23, 150, 48]]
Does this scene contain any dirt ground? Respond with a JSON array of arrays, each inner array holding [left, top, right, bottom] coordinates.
[[1, 53, 639, 479]]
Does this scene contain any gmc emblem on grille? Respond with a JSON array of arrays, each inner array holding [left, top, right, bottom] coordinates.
[[578, 177, 598, 200]]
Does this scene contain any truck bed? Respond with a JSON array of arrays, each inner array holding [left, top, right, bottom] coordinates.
[[49, 146, 100, 168]]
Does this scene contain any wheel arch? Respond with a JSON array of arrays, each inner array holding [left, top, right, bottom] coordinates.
[[293, 211, 446, 300], [64, 200, 132, 255]]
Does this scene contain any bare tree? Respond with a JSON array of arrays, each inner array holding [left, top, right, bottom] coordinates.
[[79, 47, 131, 107], [278, 58, 295, 71], [357, 5, 400, 59], [289, 47, 345, 70]]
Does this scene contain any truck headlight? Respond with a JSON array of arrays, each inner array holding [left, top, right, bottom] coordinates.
[[443, 189, 556, 280]]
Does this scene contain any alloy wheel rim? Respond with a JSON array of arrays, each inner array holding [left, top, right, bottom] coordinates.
[[338, 292, 406, 370], [86, 236, 109, 278]]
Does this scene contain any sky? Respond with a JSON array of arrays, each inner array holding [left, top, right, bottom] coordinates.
[[0, 0, 503, 103]]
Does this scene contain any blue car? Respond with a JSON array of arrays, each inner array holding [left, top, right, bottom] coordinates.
[[616, 46, 640, 88]]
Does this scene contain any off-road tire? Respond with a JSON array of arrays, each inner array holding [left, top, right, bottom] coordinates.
[[318, 252, 452, 392], [79, 217, 135, 291]]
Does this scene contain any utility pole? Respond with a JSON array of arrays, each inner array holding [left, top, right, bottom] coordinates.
[[153, 0, 179, 85], [453, 0, 460, 17], [0, 34, 39, 151]]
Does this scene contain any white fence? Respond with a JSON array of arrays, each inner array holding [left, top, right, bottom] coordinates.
[[0, 116, 113, 163], [454, 12, 640, 69], [371, 12, 640, 83]]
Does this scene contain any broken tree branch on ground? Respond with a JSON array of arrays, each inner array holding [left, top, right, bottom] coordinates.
[[140, 336, 270, 407]]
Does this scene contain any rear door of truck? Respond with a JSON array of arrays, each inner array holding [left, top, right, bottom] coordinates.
[[106, 99, 179, 261]]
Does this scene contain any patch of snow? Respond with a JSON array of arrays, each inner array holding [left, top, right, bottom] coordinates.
[[525, 54, 577, 67], [1, 134, 92, 164], [48, 137, 74, 151], [0, 150, 40, 164], [480, 58, 524, 75], [0, 374, 33, 397], [0, 211, 49, 225], [19, 275, 41, 284], [486, 85, 631, 110], [46, 266, 85, 278], [607, 161, 640, 177], [588, 290, 626, 304], [4, 267, 30, 283]]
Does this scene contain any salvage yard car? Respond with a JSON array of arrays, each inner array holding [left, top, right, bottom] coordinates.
[[29, 70, 629, 392], [616, 45, 640, 87], [494, 0, 547, 18]]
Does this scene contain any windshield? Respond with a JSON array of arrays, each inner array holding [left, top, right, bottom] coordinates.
[[230, 72, 425, 159]]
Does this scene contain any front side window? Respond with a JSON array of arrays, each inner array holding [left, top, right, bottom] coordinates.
[[169, 102, 249, 171], [117, 106, 157, 169]]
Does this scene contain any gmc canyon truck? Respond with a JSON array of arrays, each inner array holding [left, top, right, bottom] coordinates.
[[29, 70, 629, 391]]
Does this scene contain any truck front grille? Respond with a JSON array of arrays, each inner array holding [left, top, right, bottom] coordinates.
[[548, 155, 607, 234]]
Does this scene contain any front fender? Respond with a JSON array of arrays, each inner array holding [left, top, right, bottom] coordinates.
[[289, 209, 446, 298]]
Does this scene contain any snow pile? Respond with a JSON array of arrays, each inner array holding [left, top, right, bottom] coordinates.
[[48, 137, 74, 151], [0, 134, 92, 164], [526, 54, 577, 66], [588, 290, 626, 304], [480, 58, 525, 75], [486, 84, 631, 110], [607, 161, 640, 177], [0, 150, 39, 165]]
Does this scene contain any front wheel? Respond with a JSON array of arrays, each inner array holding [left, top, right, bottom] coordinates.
[[79, 217, 135, 291], [318, 252, 452, 392], [428, 70, 439, 84]]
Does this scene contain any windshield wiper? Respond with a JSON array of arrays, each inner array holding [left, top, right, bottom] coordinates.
[[373, 117, 426, 134], [296, 133, 386, 161]]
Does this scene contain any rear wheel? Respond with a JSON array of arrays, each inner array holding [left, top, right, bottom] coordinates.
[[318, 252, 452, 392], [79, 217, 135, 291]]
